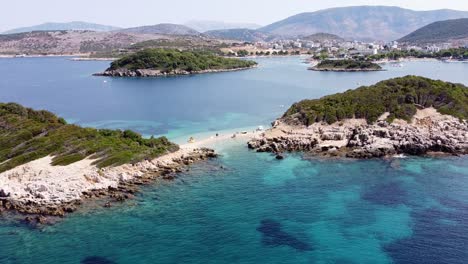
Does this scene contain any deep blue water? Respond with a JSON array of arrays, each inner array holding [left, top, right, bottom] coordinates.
[[0, 57, 468, 263], [1, 57, 467, 141]]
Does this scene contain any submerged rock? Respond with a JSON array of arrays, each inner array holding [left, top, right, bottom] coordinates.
[[257, 219, 312, 251], [275, 153, 285, 160], [81, 256, 117, 264]]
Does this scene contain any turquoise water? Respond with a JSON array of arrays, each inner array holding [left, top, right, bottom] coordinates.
[[0, 57, 468, 263], [1, 143, 467, 263]]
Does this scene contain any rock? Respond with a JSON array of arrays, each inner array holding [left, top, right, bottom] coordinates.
[[0, 189, 10, 198], [23, 215, 48, 226], [1, 147, 219, 219], [275, 153, 285, 160], [248, 114, 468, 159], [36, 215, 48, 225]]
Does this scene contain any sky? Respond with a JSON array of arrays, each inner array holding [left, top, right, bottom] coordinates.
[[2, 0, 468, 32]]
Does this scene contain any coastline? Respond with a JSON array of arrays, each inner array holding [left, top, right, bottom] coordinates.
[[70, 57, 118, 61], [307, 57, 467, 67], [0, 53, 89, 59], [0, 130, 261, 223], [248, 108, 468, 159], [308, 66, 384, 72], [93, 65, 258, 77]]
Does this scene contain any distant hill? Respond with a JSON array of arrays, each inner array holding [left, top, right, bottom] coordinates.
[[204, 28, 278, 42], [260, 6, 468, 41], [119, 24, 200, 36], [185, 20, 261, 32], [0, 31, 166, 55], [302, 33, 345, 42], [398, 18, 468, 44], [2, 21, 120, 34]]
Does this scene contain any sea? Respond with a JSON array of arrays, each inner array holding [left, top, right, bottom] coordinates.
[[0, 56, 467, 263]]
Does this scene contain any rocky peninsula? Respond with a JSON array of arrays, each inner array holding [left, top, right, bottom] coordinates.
[[94, 48, 257, 77], [310, 59, 383, 72], [248, 76, 468, 158], [0, 103, 218, 222], [0, 147, 217, 221]]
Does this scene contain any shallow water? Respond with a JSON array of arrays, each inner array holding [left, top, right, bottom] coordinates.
[[0, 57, 468, 263], [1, 143, 467, 263]]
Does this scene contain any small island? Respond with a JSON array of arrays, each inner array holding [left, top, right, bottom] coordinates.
[[248, 76, 468, 158], [0, 103, 216, 220], [94, 48, 258, 77], [309, 59, 383, 72]]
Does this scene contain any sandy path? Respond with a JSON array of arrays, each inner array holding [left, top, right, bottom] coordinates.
[[0, 129, 262, 208]]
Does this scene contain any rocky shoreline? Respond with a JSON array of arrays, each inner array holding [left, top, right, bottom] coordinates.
[[94, 65, 257, 77], [0, 148, 217, 224], [308, 66, 385, 72], [248, 108, 468, 159]]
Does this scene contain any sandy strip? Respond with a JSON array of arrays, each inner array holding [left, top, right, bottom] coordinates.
[[0, 130, 261, 208]]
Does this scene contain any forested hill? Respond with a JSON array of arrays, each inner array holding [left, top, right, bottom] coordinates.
[[283, 76, 468, 125], [107, 49, 257, 72]]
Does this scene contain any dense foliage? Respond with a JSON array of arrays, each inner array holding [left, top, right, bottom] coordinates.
[[108, 49, 257, 72], [366, 48, 468, 61], [314, 60, 382, 70], [0, 103, 179, 173], [283, 76, 468, 125]]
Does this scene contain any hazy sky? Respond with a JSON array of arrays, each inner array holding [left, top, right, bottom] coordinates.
[[2, 0, 468, 31]]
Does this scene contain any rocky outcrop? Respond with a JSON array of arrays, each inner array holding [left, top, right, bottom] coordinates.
[[0, 148, 217, 219], [248, 108, 468, 159], [308, 67, 384, 72], [94, 66, 257, 77]]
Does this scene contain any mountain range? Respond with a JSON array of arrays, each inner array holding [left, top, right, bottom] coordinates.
[[3, 6, 468, 47], [398, 18, 468, 45], [259, 6, 468, 41], [2, 21, 121, 34]]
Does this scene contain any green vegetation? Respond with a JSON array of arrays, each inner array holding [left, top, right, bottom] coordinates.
[[366, 48, 468, 61], [108, 48, 257, 72], [313, 60, 382, 71], [0, 103, 179, 173], [236, 50, 250, 57], [283, 76, 468, 125]]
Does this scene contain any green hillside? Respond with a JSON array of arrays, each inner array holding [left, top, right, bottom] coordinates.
[[0, 103, 178, 173], [108, 48, 257, 72], [283, 76, 468, 125]]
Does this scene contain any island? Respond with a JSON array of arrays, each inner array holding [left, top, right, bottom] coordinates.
[[94, 48, 258, 77], [0, 103, 216, 222], [248, 76, 468, 158], [309, 59, 383, 72]]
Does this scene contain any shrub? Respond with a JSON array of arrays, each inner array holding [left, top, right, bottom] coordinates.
[[283, 76, 468, 125], [0, 103, 179, 172]]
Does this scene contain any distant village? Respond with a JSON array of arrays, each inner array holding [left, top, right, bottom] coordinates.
[[223, 37, 468, 59]]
